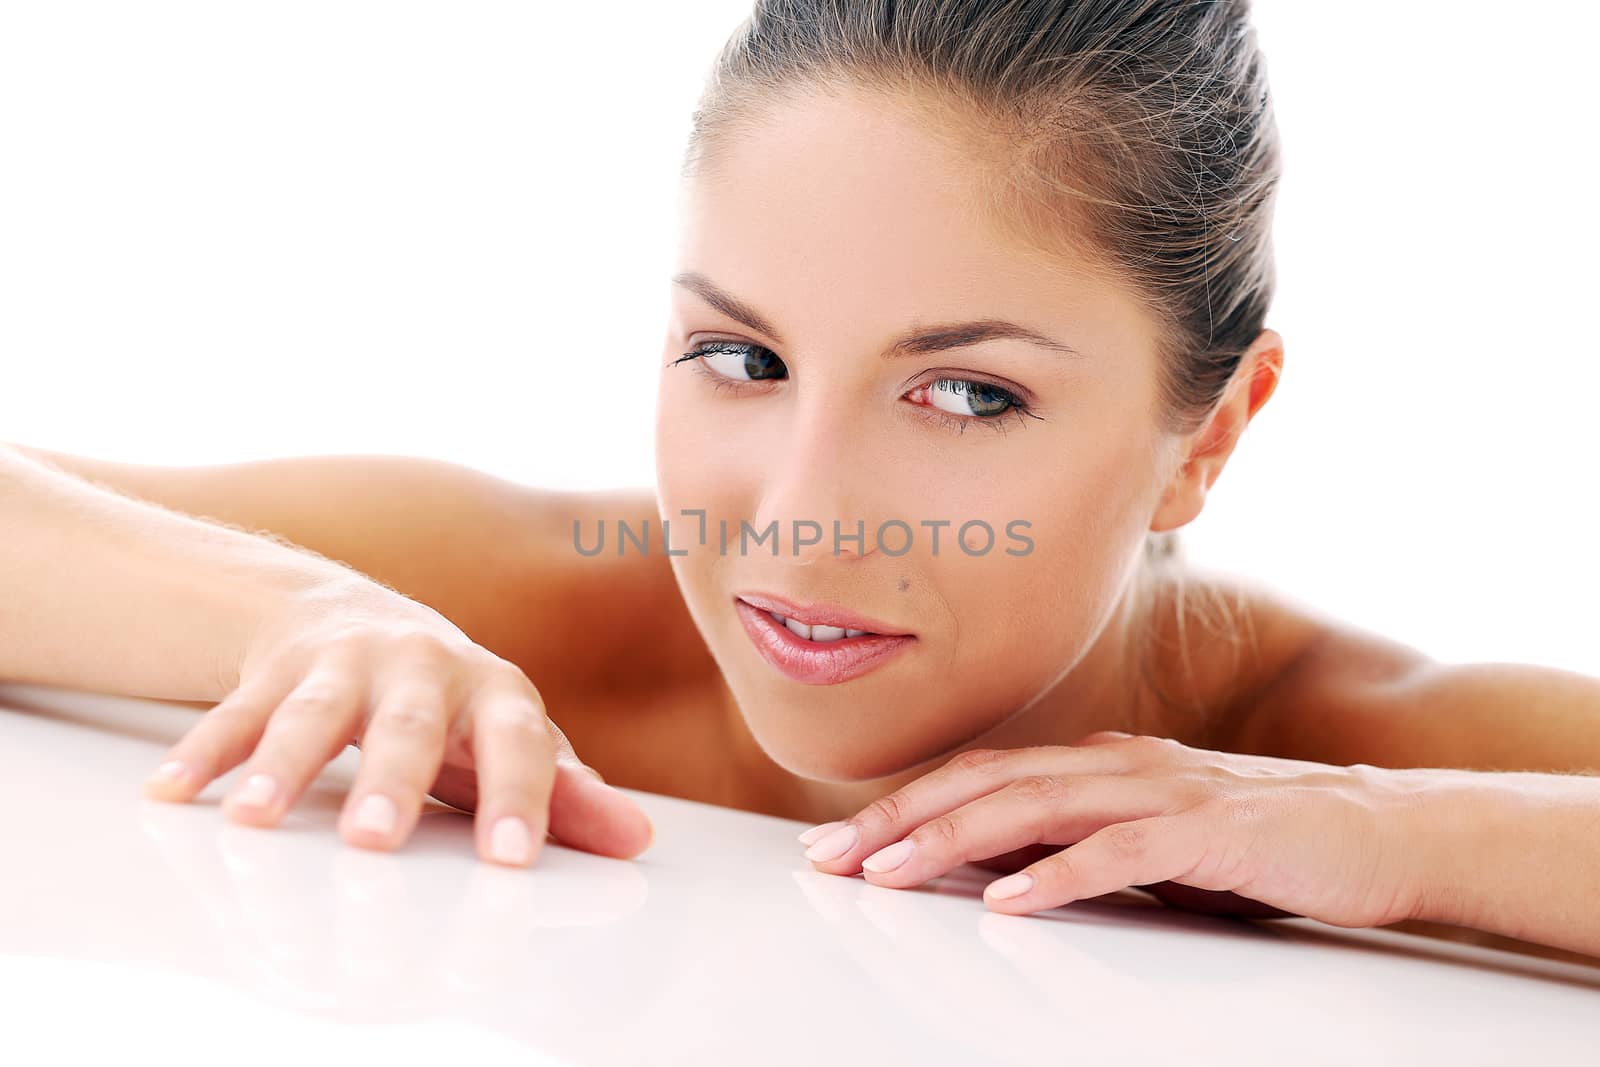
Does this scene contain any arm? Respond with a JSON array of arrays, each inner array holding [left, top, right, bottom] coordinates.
[[1, 441, 664, 863], [1219, 589, 1600, 774], [1401, 767, 1600, 959], [0, 442, 362, 699], [1222, 594, 1600, 958], [3, 444, 712, 708]]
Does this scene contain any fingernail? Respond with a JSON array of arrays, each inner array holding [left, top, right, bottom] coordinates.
[[147, 760, 190, 787], [804, 822, 859, 862], [986, 872, 1034, 900], [233, 773, 278, 809], [861, 839, 915, 873], [352, 793, 398, 836], [797, 820, 845, 847], [490, 816, 532, 866]]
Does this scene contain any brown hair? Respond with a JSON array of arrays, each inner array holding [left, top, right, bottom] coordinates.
[[681, 0, 1281, 730]]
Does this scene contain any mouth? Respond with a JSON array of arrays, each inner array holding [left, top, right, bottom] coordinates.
[[734, 592, 913, 638], [733, 592, 916, 685]]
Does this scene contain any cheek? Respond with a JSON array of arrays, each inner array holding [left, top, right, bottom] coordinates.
[[655, 375, 721, 538], [655, 373, 715, 613], [654, 368, 759, 510], [921, 428, 1156, 687]]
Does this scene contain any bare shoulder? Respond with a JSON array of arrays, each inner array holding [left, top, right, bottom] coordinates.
[[1138, 564, 1433, 758], [1160, 568, 1437, 763], [1154, 565, 1600, 774], [489, 485, 722, 707]]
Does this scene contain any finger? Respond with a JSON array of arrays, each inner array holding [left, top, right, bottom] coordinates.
[[801, 743, 1151, 873], [142, 673, 298, 803], [223, 666, 368, 827], [981, 815, 1203, 914], [425, 759, 480, 813], [544, 756, 656, 861], [469, 680, 559, 867], [338, 667, 455, 852], [1075, 729, 1135, 745], [1075, 730, 1190, 754], [855, 773, 1179, 888]]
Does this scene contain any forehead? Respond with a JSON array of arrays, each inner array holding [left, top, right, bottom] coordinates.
[[675, 83, 1159, 363]]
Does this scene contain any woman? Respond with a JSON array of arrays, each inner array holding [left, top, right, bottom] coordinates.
[[7, 0, 1600, 958]]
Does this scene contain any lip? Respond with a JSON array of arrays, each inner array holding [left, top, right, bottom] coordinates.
[[734, 597, 916, 686], [734, 591, 912, 637]]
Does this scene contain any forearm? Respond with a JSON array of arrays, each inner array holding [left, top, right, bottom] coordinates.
[[1403, 766, 1600, 959], [0, 443, 366, 701]]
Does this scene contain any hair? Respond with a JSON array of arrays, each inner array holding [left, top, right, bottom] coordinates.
[[681, 0, 1281, 732]]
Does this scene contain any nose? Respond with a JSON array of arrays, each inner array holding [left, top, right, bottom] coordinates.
[[746, 398, 874, 566]]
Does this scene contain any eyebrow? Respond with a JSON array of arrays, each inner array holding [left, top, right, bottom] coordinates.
[[671, 271, 1085, 360]]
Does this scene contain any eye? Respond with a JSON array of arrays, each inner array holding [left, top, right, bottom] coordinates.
[[670, 341, 1042, 437], [926, 379, 1016, 418], [671, 340, 787, 382], [906, 378, 1041, 435]]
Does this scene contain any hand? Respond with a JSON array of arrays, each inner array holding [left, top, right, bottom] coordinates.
[[799, 730, 1429, 927], [140, 577, 654, 866]]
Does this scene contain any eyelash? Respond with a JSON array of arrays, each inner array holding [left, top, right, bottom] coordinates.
[[669, 341, 1042, 436]]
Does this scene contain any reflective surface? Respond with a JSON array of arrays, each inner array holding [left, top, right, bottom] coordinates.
[[3, 682, 1598, 1065]]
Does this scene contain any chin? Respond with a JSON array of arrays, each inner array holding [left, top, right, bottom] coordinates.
[[736, 691, 988, 784], [781, 747, 918, 784]]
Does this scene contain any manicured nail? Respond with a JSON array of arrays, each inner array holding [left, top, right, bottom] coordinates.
[[986, 872, 1034, 900], [861, 839, 915, 873], [490, 816, 532, 866], [147, 760, 190, 787], [352, 793, 398, 836], [797, 820, 845, 847], [804, 822, 859, 862], [233, 773, 278, 809]]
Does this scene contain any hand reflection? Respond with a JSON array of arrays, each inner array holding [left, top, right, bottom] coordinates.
[[787, 855, 1388, 1061], [136, 785, 650, 1019]]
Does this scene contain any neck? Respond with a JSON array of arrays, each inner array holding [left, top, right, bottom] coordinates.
[[739, 564, 1176, 826]]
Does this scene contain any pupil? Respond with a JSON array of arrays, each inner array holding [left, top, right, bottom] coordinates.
[[746, 349, 780, 379], [969, 383, 1008, 415]]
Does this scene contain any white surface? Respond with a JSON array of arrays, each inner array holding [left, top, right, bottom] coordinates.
[[2, 681, 1597, 1065]]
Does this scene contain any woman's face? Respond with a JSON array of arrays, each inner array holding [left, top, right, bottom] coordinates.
[[655, 83, 1181, 784]]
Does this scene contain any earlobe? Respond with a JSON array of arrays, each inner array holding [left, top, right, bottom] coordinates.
[[1148, 466, 1207, 535]]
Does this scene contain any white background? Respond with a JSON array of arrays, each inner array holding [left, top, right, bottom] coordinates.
[[2, 1, 1596, 675]]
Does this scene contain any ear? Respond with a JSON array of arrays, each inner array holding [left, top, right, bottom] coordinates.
[[1149, 328, 1284, 534]]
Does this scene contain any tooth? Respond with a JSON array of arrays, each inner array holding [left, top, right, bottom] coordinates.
[[765, 607, 871, 642]]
